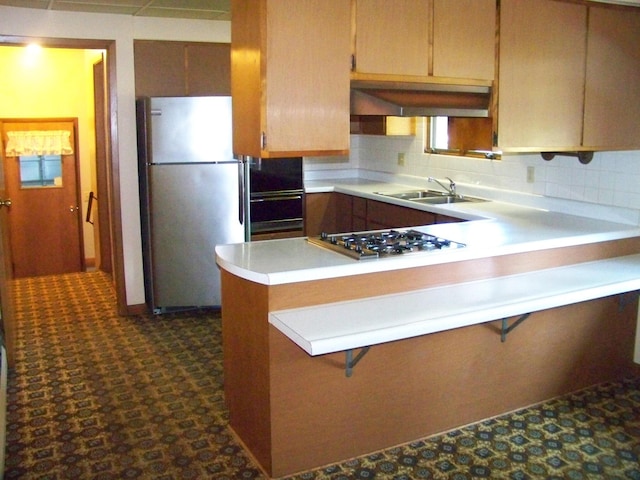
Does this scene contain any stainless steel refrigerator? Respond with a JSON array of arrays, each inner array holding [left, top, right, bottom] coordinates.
[[136, 96, 246, 313]]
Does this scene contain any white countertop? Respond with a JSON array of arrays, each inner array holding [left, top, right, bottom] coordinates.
[[215, 177, 640, 286], [269, 254, 640, 356]]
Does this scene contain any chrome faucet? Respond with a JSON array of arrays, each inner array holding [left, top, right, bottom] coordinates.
[[428, 176, 456, 195]]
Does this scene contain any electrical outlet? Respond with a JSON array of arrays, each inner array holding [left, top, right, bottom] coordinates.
[[397, 153, 405, 166], [526, 166, 535, 183]]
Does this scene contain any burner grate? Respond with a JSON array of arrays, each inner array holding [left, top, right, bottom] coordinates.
[[308, 229, 466, 260]]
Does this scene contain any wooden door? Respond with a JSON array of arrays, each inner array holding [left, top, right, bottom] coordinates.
[[0, 133, 16, 367], [93, 58, 113, 275], [2, 120, 84, 278]]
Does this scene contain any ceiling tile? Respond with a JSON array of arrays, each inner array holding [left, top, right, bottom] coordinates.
[[0, 0, 232, 19]]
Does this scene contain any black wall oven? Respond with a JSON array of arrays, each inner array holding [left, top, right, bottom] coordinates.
[[249, 157, 304, 238]]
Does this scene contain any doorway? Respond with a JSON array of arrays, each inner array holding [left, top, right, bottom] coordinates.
[[0, 38, 127, 365]]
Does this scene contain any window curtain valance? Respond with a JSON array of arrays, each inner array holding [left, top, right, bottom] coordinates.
[[5, 130, 74, 156]]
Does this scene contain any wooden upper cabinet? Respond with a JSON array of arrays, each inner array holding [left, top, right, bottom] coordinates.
[[134, 41, 186, 97], [496, 0, 587, 152], [134, 41, 230, 97], [231, 0, 351, 158], [432, 0, 496, 81], [497, 1, 640, 153], [186, 44, 231, 96], [583, 7, 640, 150], [353, 0, 495, 82], [353, 0, 431, 77]]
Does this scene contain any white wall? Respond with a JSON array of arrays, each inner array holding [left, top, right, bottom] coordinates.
[[0, 5, 230, 306]]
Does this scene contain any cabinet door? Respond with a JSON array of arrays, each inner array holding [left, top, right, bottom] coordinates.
[[305, 193, 337, 237], [352, 196, 367, 231], [186, 43, 231, 96], [497, 0, 587, 151], [232, 0, 351, 157], [135, 41, 231, 97], [366, 200, 435, 229], [432, 0, 496, 81], [134, 41, 186, 97], [335, 193, 354, 233], [354, 0, 431, 76], [305, 193, 354, 236], [583, 7, 640, 150]]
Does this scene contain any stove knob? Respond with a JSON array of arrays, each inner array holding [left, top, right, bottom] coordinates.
[[321, 232, 328, 240], [330, 237, 338, 245]]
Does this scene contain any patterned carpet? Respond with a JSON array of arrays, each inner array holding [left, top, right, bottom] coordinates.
[[4, 271, 640, 479]]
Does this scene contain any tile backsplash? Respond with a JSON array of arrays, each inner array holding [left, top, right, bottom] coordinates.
[[304, 118, 640, 212]]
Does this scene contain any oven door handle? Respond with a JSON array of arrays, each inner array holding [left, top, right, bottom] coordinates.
[[250, 195, 303, 202]]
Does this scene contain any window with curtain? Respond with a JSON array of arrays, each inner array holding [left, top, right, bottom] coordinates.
[[3, 129, 73, 188]]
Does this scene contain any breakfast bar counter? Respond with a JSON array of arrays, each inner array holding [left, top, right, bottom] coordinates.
[[215, 181, 640, 478]]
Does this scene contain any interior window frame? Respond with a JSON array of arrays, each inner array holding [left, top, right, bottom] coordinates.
[[424, 117, 501, 160]]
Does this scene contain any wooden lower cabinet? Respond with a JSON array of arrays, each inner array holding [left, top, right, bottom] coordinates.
[[220, 237, 640, 477], [305, 192, 353, 236], [305, 193, 441, 237], [435, 213, 465, 224], [366, 198, 436, 230]]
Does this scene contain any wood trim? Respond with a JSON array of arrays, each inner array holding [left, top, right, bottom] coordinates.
[[0, 36, 111, 49], [124, 303, 148, 316], [103, 40, 127, 317]]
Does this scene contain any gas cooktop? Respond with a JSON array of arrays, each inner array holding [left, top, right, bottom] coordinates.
[[308, 229, 466, 260]]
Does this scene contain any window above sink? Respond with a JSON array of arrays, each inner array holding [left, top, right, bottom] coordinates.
[[426, 116, 501, 160]]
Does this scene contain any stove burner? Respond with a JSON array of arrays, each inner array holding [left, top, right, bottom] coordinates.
[[309, 229, 466, 260]]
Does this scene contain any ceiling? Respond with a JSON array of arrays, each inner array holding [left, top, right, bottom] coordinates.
[[0, 0, 231, 20], [0, 0, 638, 21]]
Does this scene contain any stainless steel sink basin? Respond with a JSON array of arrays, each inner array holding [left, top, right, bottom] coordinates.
[[374, 190, 448, 200], [411, 195, 487, 205]]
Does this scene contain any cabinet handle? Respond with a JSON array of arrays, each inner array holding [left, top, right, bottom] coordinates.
[[261, 132, 266, 150]]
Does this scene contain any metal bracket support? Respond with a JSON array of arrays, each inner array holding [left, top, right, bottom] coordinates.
[[541, 151, 594, 164], [501, 313, 532, 342], [345, 346, 371, 377]]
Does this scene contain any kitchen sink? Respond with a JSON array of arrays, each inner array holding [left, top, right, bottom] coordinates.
[[375, 190, 488, 204], [411, 195, 487, 205], [374, 189, 450, 200]]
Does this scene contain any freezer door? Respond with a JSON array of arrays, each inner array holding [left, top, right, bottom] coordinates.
[[148, 162, 244, 310], [149, 96, 233, 164]]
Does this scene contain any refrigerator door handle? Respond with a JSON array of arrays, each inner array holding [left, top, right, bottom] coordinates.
[[238, 157, 251, 241]]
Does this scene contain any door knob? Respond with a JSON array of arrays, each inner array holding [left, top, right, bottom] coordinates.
[[0, 199, 12, 208], [69, 205, 79, 212]]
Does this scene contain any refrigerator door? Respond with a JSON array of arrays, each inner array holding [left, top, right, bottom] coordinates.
[[149, 96, 233, 164], [148, 162, 244, 311]]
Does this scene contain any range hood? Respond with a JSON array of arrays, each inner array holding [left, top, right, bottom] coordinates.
[[351, 79, 492, 118]]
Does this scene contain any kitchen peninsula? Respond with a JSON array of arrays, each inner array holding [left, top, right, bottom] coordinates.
[[215, 179, 640, 478]]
